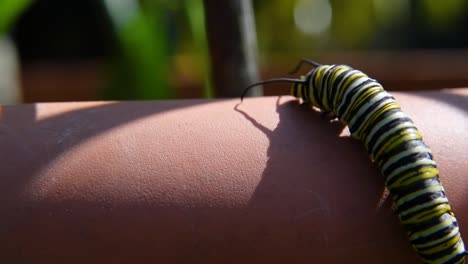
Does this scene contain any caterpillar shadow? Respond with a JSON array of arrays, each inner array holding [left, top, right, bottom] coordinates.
[[234, 97, 412, 263]]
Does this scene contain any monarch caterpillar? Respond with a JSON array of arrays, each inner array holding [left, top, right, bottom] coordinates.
[[241, 59, 466, 264]]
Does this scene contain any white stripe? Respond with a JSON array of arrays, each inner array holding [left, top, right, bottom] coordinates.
[[414, 226, 459, 249], [395, 185, 444, 208], [364, 111, 410, 151], [312, 66, 332, 106], [336, 82, 383, 122], [320, 66, 334, 111], [332, 70, 361, 109], [335, 75, 368, 113], [365, 122, 415, 157], [349, 93, 395, 137], [398, 197, 449, 217], [384, 158, 437, 185], [409, 214, 456, 241], [382, 145, 432, 172], [331, 65, 351, 109]]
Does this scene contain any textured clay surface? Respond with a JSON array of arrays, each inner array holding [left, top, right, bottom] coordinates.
[[0, 89, 467, 263]]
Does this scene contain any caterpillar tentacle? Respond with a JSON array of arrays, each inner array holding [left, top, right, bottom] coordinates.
[[288, 58, 322, 75], [240, 77, 305, 102]]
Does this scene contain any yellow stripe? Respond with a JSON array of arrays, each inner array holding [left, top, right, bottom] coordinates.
[[375, 131, 422, 166], [365, 113, 412, 156], [356, 101, 400, 140], [402, 204, 452, 225], [341, 85, 383, 123], [395, 185, 444, 207], [335, 71, 366, 110], [347, 91, 389, 137], [414, 225, 459, 249], [418, 233, 461, 255], [297, 83, 303, 99], [421, 241, 466, 264], [381, 145, 430, 172], [332, 66, 353, 108], [388, 170, 419, 190], [338, 84, 382, 125], [342, 72, 367, 90], [391, 168, 439, 188], [310, 67, 328, 107], [410, 214, 455, 241], [384, 159, 436, 186], [399, 197, 448, 217]]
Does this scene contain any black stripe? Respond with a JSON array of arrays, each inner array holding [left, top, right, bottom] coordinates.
[[318, 67, 334, 109], [399, 202, 449, 224], [321, 65, 338, 109], [368, 117, 414, 158], [386, 163, 437, 188], [336, 80, 380, 121], [312, 67, 326, 109], [306, 69, 318, 103], [339, 82, 381, 121], [382, 151, 433, 180], [329, 69, 352, 111], [333, 71, 362, 115], [360, 108, 401, 148], [301, 79, 308, 102], [411, 224, 457, 246], [375, 139, 427, 169], [326, 66, 341, 107], [408, 213, 454, 239], [427, 248, 466, 263], [292, 83, 298, 97], [394, 181, 445, 218], [348, 94, 394, 135], [392, 177, 441, 201], [418, 237, 463, 261], [415, 226, 459, 250]]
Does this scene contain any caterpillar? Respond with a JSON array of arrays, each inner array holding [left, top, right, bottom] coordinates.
[[241, 59, 466, 264]]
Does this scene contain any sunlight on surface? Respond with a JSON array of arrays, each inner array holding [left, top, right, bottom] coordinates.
[[24, 99, 267, 208], [34, 101, 117, 121], [294, 0, 332, 35]]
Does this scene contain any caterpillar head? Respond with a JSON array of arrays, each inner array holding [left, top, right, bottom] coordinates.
[[290, 75, 308, 99]]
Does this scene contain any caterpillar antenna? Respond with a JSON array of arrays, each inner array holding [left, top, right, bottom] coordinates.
[[289, 59, 322, 75], [240, 78, 305, 102]]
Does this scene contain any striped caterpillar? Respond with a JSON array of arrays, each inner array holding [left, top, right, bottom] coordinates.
[[241, 59, 466, 264]]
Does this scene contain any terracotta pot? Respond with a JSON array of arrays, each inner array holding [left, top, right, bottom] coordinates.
[[1, 89, 467, 263]]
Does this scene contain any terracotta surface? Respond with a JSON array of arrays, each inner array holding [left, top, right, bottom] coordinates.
[[0, 89, 467, 263]]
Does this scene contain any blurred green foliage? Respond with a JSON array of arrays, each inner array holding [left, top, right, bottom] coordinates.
[[421, 0, 466, 30], [331, 0, 376, 48], [105, 0, 213, 99], [0, 0, 31, 33], [3, 0, 468, 100], [106, 6, 173, 99], [254, 0, 468, 53], [185, 0, 213, 98]]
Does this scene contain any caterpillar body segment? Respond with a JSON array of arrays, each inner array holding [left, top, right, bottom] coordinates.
[[241, 60, 466, 264]]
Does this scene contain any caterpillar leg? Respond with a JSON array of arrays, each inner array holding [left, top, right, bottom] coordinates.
[[320, 110, 338, 121], [299, 101, 310, 109], [289, 58, 322, 74]]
